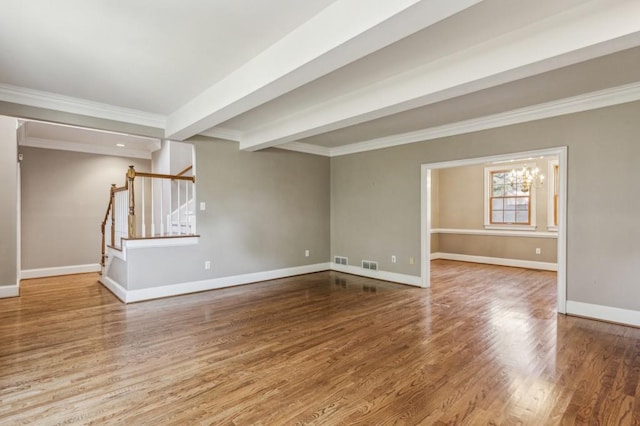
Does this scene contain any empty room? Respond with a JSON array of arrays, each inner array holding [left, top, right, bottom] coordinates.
[[2, 1, 640, 424]]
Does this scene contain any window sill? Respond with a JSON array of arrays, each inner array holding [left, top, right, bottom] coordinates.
[[484, 225, 537, 232]]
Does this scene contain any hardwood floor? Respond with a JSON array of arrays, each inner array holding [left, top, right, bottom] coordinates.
[[1, 260, 639, 425]]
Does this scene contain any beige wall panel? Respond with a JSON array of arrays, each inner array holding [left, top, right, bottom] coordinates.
[[430, 234, 439, 254], [437, 234, 557, 263], [438, 164, 484, 229], [330, 101, 640, 311], [20, 147, 150, 269], [438, 158, 553, 231]]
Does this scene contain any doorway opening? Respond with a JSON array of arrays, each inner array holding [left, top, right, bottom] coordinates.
[[420, 147, 567, 313]]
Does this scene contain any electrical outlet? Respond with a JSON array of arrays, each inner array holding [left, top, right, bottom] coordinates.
[[200, 202, 206, 211], [535, 248, 541, 255], [409, 256, 415, 265], [305, 249, 310, 257], [204, 260, 211, 270], [391, 255, 396, 263]]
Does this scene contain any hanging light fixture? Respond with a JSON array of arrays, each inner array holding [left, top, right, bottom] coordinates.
[[509, 166, 544, 193]]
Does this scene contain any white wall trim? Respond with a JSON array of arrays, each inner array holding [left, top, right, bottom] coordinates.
[[124, 236, 200, 249], [431, 252, 557, 271], [21, 136, 153, 160], [567, 301, 640, 328], [278, 142, 332, 157], [98, 275, 128, 302], [547, 158, 559, 230], [330, 82, 640, 157], [432, 228, 557, 238], [0, 285, 19, 298], [331, 263, 422, 287], [107, 237, 200, 262], [0, 83, 167, 129], [21, 263, 101, 279], [102, 262, 331, 303], [199, 127, 243, 142], [422, 146, 567, 313], [100, 261, 426, 303]]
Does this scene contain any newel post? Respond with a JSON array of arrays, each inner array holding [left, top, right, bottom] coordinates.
[[127, 165, 136, 238]]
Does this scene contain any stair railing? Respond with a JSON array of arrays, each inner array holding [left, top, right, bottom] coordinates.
[[101, 165, 196, 268]]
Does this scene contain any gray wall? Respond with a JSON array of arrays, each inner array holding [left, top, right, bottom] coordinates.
[[115, 137, 331, 289], [331, 101, 640, 311], [194, 138, 330, 277], [0, 116, 18, 287], [20, 147, 150, 270]]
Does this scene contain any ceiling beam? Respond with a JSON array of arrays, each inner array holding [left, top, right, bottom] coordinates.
[[164, 0, 484, 141], [239, 0, 640, 151]]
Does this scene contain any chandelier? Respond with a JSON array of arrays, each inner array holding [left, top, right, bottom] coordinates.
[[509, 166, 544, 193]]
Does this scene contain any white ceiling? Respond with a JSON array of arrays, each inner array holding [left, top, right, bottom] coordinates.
[[2, 0, 640, 157]]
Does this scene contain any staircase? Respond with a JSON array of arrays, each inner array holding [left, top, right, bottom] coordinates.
[[101, 165, 197, 271]]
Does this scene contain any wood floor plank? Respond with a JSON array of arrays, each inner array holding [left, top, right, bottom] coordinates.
[[1, 260, 640, 424]]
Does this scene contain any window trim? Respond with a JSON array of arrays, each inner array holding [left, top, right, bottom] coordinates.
[[483, 163, 537, 231]]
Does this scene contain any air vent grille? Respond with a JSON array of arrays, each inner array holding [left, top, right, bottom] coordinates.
[[362, 260, 378, 271], [334, 256, 348, 265]]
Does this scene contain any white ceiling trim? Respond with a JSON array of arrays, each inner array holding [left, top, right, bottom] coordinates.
[[277, 142, 331, 157], [20, 136, 156, 160], [0, 83, 167, 129], [164, 0, 482, 141], [239, 0, 640, 151], [328, 81, 640, 157], [199, 127, 242, 142]]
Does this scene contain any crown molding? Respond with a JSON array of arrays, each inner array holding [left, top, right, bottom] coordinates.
[[20, 136, 153, 160], [278, 141, 331, 157], [328, 81, 640, 157], [0, 83, 167, 129]]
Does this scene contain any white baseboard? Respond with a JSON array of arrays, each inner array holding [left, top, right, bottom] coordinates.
[[21, 263, 101, 279], [566, 301, 640, 327], [98, 275, 128, 302], [101, 262, 331, 303], [0, 285, 19, 298], [431, 252, 557, 271], [330, 263, 422, 287]]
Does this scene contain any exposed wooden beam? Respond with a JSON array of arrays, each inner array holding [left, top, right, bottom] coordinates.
[[165, 0, 483, 141]]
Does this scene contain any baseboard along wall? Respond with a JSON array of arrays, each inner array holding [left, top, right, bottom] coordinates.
[[21, 263, 101, 279], [0, 285, 19, 298], [431, 252, 557, 271]]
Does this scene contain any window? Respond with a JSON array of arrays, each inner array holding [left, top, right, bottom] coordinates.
[[484, 164, 536, 230], [547, 159, 559, 230]]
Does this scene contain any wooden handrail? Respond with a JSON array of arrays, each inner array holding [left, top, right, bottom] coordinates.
[[135, 171, 195, 182], [176, 165, 193, 177], [100, 184, 116, 268]]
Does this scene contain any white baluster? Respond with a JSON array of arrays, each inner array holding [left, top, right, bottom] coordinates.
[[141, 177, 146, 237], [177, 179, 182, 235], [151, 179, 155, 236], [160, 180, 164, 236]]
